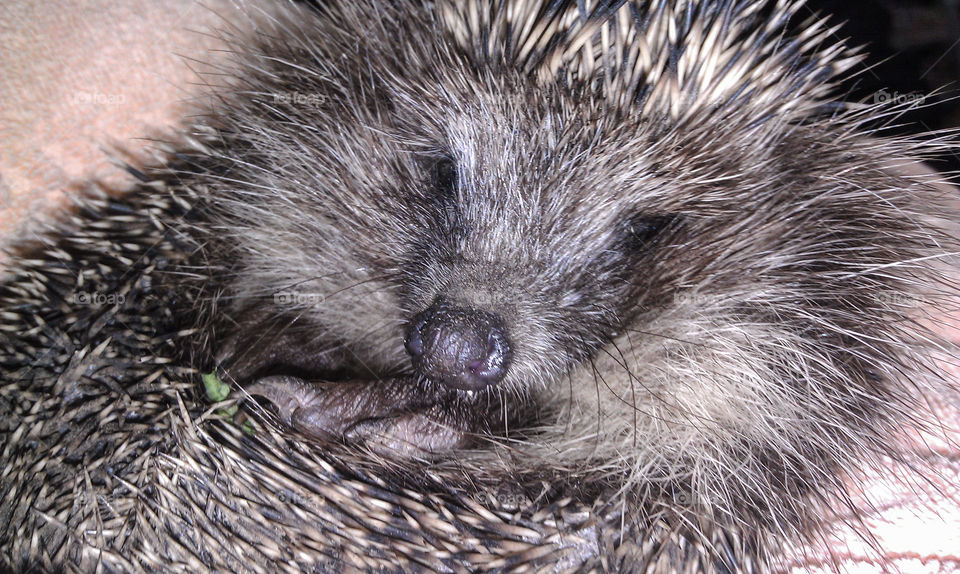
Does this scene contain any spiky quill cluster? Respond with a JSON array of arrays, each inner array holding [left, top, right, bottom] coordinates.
[[2, 0, 958, 572]]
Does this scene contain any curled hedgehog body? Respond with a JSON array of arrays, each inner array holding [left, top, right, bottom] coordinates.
[[2, 0, 959, 572]]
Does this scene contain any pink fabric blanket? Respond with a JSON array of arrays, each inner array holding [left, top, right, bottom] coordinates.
[[0, 0, 248, 247]]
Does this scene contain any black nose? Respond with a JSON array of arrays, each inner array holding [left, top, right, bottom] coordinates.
[[404, 300, 511, 391]]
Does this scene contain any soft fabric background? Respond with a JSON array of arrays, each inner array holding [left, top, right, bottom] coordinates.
[[1, 1, 958, 571], [0, 0, 257, 254]]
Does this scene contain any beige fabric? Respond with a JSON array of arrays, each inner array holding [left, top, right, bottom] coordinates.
[[0, 0, 252, 254], [791, 393, 960, 572]]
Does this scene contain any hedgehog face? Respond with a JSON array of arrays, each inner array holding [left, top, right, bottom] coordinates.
[[220, 62, 695, 449], [389, 87, 686, 394], [217, 50, 687, 399]]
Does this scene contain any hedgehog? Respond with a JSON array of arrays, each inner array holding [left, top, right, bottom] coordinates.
[[1, 0, 958, 572]]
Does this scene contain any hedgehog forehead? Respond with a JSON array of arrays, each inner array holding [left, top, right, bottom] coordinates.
[[387, 56, 682, 244], [440, 110, 617, 223], [444, 137, 655, 268], [441, 98, 661, 217]]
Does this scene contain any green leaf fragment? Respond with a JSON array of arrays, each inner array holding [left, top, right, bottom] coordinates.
[[202, 371, 256, 434], [203, 371, 230, 402]]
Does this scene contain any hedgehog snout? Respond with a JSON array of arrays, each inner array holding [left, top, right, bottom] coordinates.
[[404, 299, 512, 391]]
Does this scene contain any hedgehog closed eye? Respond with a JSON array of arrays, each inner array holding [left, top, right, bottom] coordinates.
[[430, 156, 458, 199], [621, 214, 679, 252]]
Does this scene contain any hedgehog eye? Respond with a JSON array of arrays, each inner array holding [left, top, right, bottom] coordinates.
[[430, 156, 458, 201], [422, 155, 462, 232], [622, 214, 676, 252]]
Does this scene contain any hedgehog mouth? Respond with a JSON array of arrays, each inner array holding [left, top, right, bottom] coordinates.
[[244, 375, 506, 455]]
